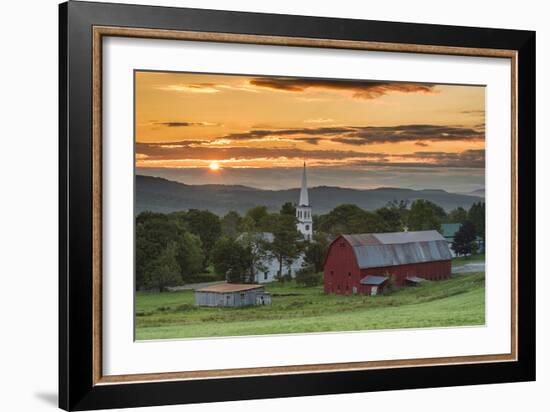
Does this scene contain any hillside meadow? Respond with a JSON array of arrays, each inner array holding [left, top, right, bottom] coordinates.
[[135, 271, 485, 340]]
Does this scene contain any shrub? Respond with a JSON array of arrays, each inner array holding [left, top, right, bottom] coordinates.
[[295, 265, 323, 287]]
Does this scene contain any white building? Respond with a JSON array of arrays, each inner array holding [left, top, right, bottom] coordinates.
[[244, 163, 312, 283], [249, 232, 305, 283], [296, 162, 313, 241]]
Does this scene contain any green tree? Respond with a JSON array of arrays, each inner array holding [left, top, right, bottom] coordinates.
[[386, 199, 410, 223], [447, 206, 468, 224], [180, 209, 221, 268], [144, 242, 182, 292], [135, 212, 184, 290], [268, 214, 303, 279], [407, 199, 443, 232], [211, 237, 250, 283], [317, 204, 385, 235], [452, 221, 478, 257], [295, 264, 322, 287], [280, 202, 296, 216], [303, 232, 329, 272], [238, 232, 270, 283], [245, 205, 269, 228], [468, 202, 485, 240], [221, 210, 242, 239], [176, 232, 204, 282], [375, 207, 404, 232]]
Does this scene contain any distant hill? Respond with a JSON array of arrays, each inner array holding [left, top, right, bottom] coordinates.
[[136, 175, 485, 215]]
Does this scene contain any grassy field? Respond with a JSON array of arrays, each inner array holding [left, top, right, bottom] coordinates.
[[135, 272, 485, 340]]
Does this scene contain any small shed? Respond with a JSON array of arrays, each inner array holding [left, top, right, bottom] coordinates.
[[194, 283, 272, 307], [359, 275, 388, 296]]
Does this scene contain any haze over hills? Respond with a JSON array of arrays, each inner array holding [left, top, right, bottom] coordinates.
[[136, 175, 484, 215]]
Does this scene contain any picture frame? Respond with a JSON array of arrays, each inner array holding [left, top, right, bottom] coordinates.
[[59, 1, 536, 410]]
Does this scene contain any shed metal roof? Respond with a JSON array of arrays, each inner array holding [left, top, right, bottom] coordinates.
[[360, 275, 388, 285], [196, 283, 264, 293]]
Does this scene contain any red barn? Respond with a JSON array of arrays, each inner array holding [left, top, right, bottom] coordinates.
[[323, 230, 452, 295]]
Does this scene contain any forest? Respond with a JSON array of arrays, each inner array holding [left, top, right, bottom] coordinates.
[[136, 199, 485, 292]]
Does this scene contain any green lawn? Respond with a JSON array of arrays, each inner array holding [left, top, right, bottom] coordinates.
[[135, 272, 485, 340]]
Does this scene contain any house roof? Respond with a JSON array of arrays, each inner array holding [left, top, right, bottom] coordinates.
[[237, 232, 274, 243], [360, 275, 388, 285], [339, 230, 452, 269], [441, 223, 461, 238], [195, 283, 264, 293]]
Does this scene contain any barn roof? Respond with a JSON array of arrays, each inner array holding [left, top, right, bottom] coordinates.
[[360, 275, 388, 285], [195, 283, 264, 293], [340, 230, 452, 269], [342, 230, 445, 246]]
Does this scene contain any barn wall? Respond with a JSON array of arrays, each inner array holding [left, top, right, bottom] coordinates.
[[360, 260, 452, 289], [323, 235, 452, 295], [323, 236, 361, 294]]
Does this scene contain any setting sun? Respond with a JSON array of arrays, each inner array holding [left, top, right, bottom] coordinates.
[[209, 161, 220, 171]]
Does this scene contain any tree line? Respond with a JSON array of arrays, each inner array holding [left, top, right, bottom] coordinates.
[[136, 199, 485, 291]]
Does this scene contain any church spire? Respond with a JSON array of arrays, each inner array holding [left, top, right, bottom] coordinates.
[[296, 162, 313, 241], [299, 161, 309, 206]]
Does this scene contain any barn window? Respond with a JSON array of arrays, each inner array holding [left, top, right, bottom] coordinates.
[[348, 272, 351, 277], [340, 242, 346, 247], [240, 292, 245, 299], [330, 270, 334, 276]]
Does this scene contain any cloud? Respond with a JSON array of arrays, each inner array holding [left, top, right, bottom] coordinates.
[[157, 83, 220, 93], [304, 118, 334, 124], [157, 82, 258, 94], [330, 124, 484, 145], [216, 124, 483, 145], [154, 121, 220, 127], [136, 140, 484, 168], [248, 77, 436, 99], [136, 142, 388, 162], [460, 110, 485, 115], [350, 149, 485, 168]]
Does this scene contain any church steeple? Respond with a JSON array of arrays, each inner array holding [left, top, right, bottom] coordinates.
[[299, 162, 309, 206], [296, 162, 313, 240]]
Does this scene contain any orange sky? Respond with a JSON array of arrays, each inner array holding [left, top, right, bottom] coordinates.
[[135, 71, 485, 190]]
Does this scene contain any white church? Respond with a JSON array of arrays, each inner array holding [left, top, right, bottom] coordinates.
[[250, 163, 313, 283]]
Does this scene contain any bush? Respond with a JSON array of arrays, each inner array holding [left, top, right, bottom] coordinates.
[[295, 265, 323, 287]]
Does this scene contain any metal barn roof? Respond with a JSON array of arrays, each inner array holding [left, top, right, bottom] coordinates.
[[342, 230, 445, 246], [195, 283, 264, 293], [342, 230, 452, 269], [360, 275, 388, 285]]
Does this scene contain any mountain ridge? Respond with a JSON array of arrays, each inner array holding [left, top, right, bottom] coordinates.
[[136, 175, 484, 215]]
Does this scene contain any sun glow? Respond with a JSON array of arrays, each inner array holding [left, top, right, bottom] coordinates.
[[209, 161, 220, 171]]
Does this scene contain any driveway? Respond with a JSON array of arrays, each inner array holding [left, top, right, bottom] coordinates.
[[452, 262, 485, 274]]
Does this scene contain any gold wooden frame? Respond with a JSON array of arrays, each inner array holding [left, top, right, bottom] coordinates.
[[92, 26, 518, 386]]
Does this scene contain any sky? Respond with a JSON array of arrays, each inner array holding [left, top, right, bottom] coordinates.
[[135, 71, 485, 193]]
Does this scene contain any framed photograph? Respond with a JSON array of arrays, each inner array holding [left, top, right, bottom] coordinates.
[[59, 1, 535, 410]]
